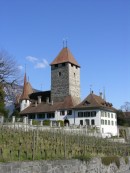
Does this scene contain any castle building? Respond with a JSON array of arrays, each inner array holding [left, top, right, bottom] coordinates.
[[20, 46, 118, 136]]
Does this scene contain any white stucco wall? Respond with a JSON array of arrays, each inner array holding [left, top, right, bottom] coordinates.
[[20, 100, 31, 111], [67, 109, 118, 136]]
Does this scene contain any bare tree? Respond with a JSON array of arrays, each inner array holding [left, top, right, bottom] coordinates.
[[0, 49, 22, 101], [120, 102, 130, 112], [0, 50, 21, 85]]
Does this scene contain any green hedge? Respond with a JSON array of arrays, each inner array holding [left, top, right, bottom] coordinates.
[[101, 156, 120, 168]]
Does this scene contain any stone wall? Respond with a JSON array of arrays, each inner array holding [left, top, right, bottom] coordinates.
[[51, 63, 80, 103], [0, 158, 130, 173], [51, 63, 70, 102]]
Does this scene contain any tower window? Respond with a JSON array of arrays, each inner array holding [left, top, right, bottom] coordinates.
[[74, 73, 75, 77], [59, 72, 61, 76], [62, 63, 66, 67], [55, 64, 58, 68]]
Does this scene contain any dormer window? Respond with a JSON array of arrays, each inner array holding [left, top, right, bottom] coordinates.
[[83, 101, 90, 105]]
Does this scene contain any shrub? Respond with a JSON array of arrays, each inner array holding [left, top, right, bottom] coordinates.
[[57, 120, 64, 127], [124, 156, 129, 164], [43, 120, 50, 126], [32, 120, 39, 125], [101, 156, 120, 168]]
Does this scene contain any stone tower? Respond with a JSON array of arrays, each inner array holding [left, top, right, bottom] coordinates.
[[50, 47, 81, 104]]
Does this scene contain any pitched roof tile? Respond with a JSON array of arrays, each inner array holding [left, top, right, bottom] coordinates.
[[20, 73, 33, 100], [75, 93, 116, 112], [50, 47, 80, 67]]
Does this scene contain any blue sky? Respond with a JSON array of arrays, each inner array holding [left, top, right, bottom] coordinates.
[[0, 0, 130, 109]]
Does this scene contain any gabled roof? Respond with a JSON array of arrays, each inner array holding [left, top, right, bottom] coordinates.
[[20, 73, 33, 100], [50, 47, 80, 67], [20, 95, 77, 115], [75, 93, 116, 112]]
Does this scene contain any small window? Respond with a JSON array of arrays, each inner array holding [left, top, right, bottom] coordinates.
[[108, 113, 110, 118], [74, 73, 75, 77], [91, 111, 96, 117], [91, 119, 95, 125], [105, 120, 107, 125], [55, 64, 58, 68], [80, 120, 83, 125], [111, 113, 113, 118], [62, 63, 65, 67], [59, 72, 61, 76], [101, 119, 104, 125], [108, 120, 110, 125], [84, 112, 90, 117], [47, 113, 55, 118], [37, 114, 45, 119], [29, 114, 35, 119], [71, 64, 73, 67], [78, 112, 83, 117], [60, 110, 65, 116], [67, 110, 72, 115], [85, 119, 90, 125], [101, 111, 104, 117], [111, 121, 114, 125]]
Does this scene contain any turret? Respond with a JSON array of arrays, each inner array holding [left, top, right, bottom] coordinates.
[[20, 73, 33, 111]]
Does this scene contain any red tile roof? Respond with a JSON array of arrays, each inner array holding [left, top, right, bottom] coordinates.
[[75, 93, 116, 112], [20, 95, 77, 115], [50, 47, 80, 67], [20, 73, 33, 100]]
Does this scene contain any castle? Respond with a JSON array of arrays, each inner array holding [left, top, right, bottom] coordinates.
[[20, 46, 118, 136]]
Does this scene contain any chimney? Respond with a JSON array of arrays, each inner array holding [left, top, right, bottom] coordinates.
[[46, 97, 49, 104], [38, 96, 42, 104], [51, 100, 53, 105], [35, 101, 37, 107], [99, 92, 103, 98]]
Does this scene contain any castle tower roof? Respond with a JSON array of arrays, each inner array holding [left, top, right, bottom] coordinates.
[[20, 73, 33, 100], [50, 47, 80, 67]]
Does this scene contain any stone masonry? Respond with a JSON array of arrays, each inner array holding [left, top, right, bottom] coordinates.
[[0, 158, 130, 173], [51, 63, 80, 103]]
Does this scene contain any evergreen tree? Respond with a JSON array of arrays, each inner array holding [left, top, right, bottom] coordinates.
[[0, 85, 8, 117]]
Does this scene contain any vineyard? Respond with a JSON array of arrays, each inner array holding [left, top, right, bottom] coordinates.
[[0, 126, 130, 162]]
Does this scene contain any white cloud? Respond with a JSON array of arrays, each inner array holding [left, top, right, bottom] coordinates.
[[26, 56, 38, 63], [18, 65, 23, 70], [35, 59, 49, 69], [25, 55, 49, 69]]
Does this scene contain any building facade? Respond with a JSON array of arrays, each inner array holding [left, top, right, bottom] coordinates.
[[20, 46, 118, 136]]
